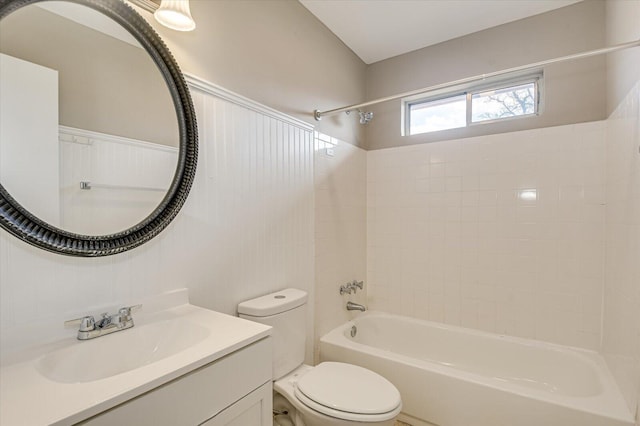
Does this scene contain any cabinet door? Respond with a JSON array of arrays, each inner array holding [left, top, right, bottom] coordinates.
[[200, 382, 272, 426], [78, 338, 272, 426]]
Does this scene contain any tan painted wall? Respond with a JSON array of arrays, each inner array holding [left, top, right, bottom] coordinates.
[[2, 0, 368, 148], [137, 0, 367, 147], [364, 1, 607, 150], [605, 0, 640, 114], [0, 6, 178, 147]]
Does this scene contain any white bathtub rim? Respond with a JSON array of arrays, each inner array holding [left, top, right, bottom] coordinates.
[[321, 311, 635, 424], [325, 337, 634, 423], [340, 310, 599, 356]]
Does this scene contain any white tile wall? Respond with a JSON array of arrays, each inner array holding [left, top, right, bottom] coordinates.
[[0, 80, 316, 361], [603, 80, 640, 417], [314, 132, 367, 361], [367, 122, 607, 349]]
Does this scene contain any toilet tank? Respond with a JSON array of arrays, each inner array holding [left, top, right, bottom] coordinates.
[[238, 288, 307, 380]]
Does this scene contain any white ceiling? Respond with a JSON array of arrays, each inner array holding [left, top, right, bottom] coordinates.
[[299, 0, 581, 64]]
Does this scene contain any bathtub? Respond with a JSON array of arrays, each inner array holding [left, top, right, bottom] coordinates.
[[320, 312, 635, 426]]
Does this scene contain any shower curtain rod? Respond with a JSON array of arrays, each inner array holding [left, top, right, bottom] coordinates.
[[313, 39, 640, 121]]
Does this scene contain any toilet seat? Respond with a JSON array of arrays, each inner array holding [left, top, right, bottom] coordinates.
[[293, 362, 402, 422]]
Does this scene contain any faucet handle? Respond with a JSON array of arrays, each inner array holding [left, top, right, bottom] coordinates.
[[118, 304, 142, 321], [64, 315, 95, 332], [339, 284, 353, 295]]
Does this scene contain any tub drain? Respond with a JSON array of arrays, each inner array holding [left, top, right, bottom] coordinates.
[[350, 325, 357, 337]]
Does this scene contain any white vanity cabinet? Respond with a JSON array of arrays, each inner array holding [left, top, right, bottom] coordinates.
[[78, 337, 272, 426], [200, 382, 271, 426]]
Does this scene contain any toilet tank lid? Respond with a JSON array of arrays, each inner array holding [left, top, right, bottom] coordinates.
[[238, 288, 307, 317]]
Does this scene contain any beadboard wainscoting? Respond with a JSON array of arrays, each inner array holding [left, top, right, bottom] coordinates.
[[58, 126, 178, 235], [0, 75, 316, 362]]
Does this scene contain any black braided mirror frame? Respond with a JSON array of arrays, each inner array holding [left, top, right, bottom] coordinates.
[[0, 0, 198, 257]]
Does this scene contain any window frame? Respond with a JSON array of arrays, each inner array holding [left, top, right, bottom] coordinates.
[[402, 71, 543, 136]]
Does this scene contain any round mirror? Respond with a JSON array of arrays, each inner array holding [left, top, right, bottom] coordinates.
[[0, 0, 198, 256]]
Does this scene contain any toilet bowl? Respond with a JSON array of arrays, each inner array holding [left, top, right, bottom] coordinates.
[[275, 364, 401, 426], [237, 289, 401, 426]]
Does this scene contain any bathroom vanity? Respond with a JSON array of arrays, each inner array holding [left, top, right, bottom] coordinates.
[[0, 290, 273, 425], [78, 339, 272, 426], [0, 1, 271, 424]]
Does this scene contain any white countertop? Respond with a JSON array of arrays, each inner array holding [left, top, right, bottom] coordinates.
[[0, 291, 271, 426]]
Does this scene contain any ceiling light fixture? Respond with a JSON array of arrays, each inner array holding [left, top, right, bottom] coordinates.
[[154, 0, 196, 32]]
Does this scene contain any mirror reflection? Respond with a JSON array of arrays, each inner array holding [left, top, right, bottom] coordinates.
[[0, 1, 179, 236]]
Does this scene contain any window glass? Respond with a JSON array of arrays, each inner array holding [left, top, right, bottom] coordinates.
[[409, 94, 466, 135], [404, 74, 540, 136], [471, 82, 536, 123]]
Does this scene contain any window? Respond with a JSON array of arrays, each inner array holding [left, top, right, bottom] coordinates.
[[408, 94, 466, 133], [404, 73, 541, 136]]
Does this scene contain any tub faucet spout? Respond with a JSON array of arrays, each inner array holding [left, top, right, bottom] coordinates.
[[346, 301, 366, 312]]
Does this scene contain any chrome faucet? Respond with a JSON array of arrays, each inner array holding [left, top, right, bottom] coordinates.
[[340, 280, 364, 295], [346, 301, 366, 312], [65, 304, 142, 340]]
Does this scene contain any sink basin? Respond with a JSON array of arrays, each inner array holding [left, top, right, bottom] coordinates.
[[36, 319, 210, 383], [2, 289, 273, 426]]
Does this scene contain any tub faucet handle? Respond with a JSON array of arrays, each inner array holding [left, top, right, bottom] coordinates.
[[340, 283, 354, 295], [340, 280, 364, 295]]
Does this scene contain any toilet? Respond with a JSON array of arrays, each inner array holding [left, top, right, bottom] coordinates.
[[238, 288, 402, 426]]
